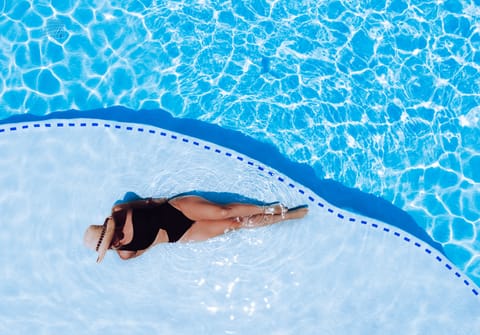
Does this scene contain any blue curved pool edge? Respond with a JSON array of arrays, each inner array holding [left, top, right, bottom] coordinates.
[[1, 106, 444, 255]]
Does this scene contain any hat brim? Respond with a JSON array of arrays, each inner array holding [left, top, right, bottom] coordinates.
[[96, 218, 115, 263]]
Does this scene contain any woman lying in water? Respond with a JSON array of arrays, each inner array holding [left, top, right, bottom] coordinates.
[[84, 194, 309, 263]]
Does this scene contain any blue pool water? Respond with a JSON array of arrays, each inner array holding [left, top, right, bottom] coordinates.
[[0, 0, 479, 311]]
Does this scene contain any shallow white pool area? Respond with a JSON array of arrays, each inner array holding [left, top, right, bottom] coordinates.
[[0, 114, 478, 334]]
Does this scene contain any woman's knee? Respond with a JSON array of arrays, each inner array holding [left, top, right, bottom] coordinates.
[[185, 197, 232, 218], [200, 205, 235, 220]]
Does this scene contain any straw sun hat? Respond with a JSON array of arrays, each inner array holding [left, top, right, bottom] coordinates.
[[83, 217, 115, 263]]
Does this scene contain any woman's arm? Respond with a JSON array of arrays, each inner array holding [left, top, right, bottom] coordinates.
[[112, 197, 167, 212], [116, 249, 148, 260], [115, 228, 167, 260]]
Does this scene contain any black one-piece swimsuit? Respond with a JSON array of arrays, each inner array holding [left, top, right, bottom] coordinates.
[[113, 202, 194, 251]]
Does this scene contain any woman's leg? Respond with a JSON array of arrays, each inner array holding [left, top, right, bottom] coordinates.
[[178, 206, 309, 242], [169, 195, 285, 221], [178, 218, 240, 242], [240, 206, 309, 228]]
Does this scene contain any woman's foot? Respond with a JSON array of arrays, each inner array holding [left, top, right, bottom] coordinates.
[[285, 206, 309, 220]]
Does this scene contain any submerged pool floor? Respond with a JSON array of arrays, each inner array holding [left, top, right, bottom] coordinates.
[[0, 113, 478, 334], [1, 0, 479, 289]]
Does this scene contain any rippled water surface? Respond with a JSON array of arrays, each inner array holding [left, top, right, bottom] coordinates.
[[0, 0, 479, 286]]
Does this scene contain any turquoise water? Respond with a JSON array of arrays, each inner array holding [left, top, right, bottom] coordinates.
[[0, 0, 479, 289]]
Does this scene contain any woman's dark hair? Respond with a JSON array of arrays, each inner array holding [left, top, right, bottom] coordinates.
[[110, 210, 127, 248]]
